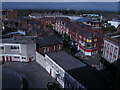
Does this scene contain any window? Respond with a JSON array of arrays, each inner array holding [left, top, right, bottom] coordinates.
[[94, 44, 96, 48], [79, 35, 82, 39], [110, 45, 113, 53], [22, 57, 26, 59], [114, 47, 118, 55], [87, 39, 92, 42], [79, 40, 81, 43], [83, 37, 86, 41], [64, 78, 67, 84], [94, 38, 97, 42], [43, 47, 46, 53], [11, 46, 19, 49], [104, 42, 106, 49], [14, 56, 19, 58], [0, 46, 4, 49], [86, 44, 91, 48], [47, 48, 49, 52], [107, 44, 110, 50], [58, 45, 61, 50]]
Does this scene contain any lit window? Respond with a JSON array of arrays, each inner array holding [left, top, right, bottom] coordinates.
[[87, 39, 92, 42]]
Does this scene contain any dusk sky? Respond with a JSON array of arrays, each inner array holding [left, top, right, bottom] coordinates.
[[2, 0, 119, 2]]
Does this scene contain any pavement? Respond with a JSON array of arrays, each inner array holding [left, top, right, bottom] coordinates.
[[2, 61, 58, 89], [75, 52, 103, 70], [2, 68, 23, 88]]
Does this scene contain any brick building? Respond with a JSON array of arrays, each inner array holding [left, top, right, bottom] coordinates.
[[33, 34, 63, 54], [19, 17, 29, 30], [53, 17, 104, 56], [6, 10, 18, 20]]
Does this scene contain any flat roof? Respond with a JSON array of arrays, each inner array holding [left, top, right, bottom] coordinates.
[[67, 67, 108, 88], [34, 34, 63, 47], [1, 36, 35, 44], [47, 51, 108, 88], [47, 51, 86, 71]]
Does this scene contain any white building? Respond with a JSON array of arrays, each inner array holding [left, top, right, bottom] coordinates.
[[45, 51, 107, 89], [108, 20, 120, 28], [0, 37, 36, 62], [103, 32, 120, 63]]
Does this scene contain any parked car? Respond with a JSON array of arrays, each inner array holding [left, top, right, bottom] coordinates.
[[47, 82, 61, 90]]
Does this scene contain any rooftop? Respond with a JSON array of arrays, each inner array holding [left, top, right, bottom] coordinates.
[[68, 67, 108, 88], [105, 32, 120, 47], [1, 36, 35, 44], [47, 51, 86, 71], [34, 34, 63, 47]]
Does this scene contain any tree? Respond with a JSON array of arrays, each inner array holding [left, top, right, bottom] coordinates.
[[101, 26, 116, 33]]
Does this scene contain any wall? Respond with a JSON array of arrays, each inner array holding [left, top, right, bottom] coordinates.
[[45, 54, 86, 89], [103, 39, 119, 63], [36, 51, 46, 68], [45, 54, 65, 88]]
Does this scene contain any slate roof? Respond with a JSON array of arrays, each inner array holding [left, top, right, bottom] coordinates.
[[67, 67, 108, 88], [34, 34, 63, 47], [47, 51, 86, 71]]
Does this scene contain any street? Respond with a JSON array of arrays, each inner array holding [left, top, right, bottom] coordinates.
[[2, 61, 58, 89]]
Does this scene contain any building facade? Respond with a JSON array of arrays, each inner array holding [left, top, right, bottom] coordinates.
[[6, 10, 18, 20], [45, 51, 108, 89], [53, 18, 103, 56], [102, 32, 120, 63], [45, 51, 86, 89], [34, 34, 63, 54], [0, 37, 36, 62], [117, 24, 120, 32]]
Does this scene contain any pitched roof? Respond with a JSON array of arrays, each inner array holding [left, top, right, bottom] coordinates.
[[34, 34, 63, 47], [47, 51, 108, 88]]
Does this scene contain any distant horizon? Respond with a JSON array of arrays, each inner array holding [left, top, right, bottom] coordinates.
[[2, 2, 119, 11], [2, 0, 119, 2]]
